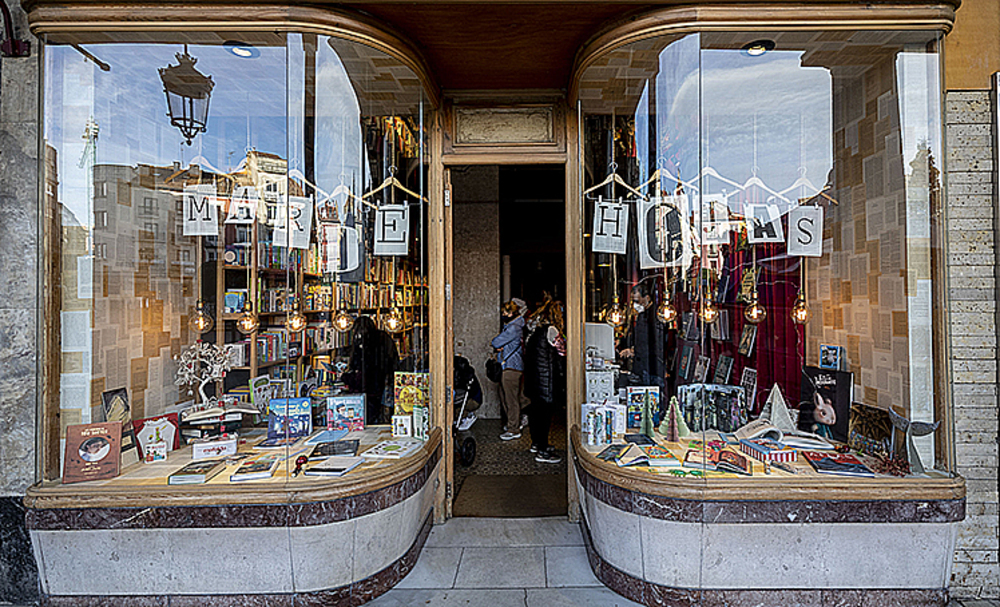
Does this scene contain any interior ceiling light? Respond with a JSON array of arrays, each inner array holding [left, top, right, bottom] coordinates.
[[224, 41, 260, 59], [741, 39, 775, 57]]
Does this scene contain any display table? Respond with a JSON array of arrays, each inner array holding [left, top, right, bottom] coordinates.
[[25, 427, 442, 606], [571, 428, 965, 607]]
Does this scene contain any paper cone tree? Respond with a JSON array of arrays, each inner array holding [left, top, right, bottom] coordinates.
[[658, 396, 690, 441], [760, 383, 798, 433]]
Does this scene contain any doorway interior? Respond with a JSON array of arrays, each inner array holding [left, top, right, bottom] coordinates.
[[449, 165, 567, 517]]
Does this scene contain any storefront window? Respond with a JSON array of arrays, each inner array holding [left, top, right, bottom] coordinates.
[[579, 30, 951, 481], [43, 31, 430, 485]]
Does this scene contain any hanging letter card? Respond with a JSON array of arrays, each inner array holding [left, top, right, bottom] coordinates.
[[636, 194, 690, 269], [592, 197, 629, 255], [322, 224, 361, 273], [273, 196, 314, 250], [787, 205, 824, 257], [225, 186, 259, 225], [746, 203, 785, 244], [374, 204, 410, 256], [183, 184, 219, 236], [700, 194, 730, 245]]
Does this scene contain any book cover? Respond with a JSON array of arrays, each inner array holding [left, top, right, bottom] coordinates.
[[615, 444, 649, 467], [713, 355, 734, 385], [624, 433, 655, 446], [310, 440, 360, 459], [362, 438, 423, 460], [640, 444, 682, 467], [693, 356, 710, 383], [682, 448, 717, 471], [626, 387, 646, 430], [394, 372, 430, 415], [737, 324, 757, 357], [327, 395, 365, 431], [254, 435, 302, 449], [848, 402, 894, 457], [230, 452, 282, 482], [819, 344, 844, 370], [413, 405, 430, 441], [267, 397, 313, 440], [168, 459, 227, 485], [101, 387, 140, 468], [801, 450, 875, 477], [133, 413, 180, 460], [62, 422, 122, 484], [392, 414, 413, 438], [304, 456, 363, 477], [678, 345, 694, 380], [596, 443, 628, 462], [740, 367, 758, 405], [250, 375, 272, 414], [305, 429, 350, 444], [799, 367, 853, 443], [681, 312, 700, 342], [716, 449, 753, 476]]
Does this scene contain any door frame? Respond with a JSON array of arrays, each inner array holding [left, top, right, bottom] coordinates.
[[430, 102, 582, 521]]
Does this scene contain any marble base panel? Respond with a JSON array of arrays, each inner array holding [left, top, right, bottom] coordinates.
[[576, 477, 958, 606], [34, 461, 438, 603], [0, 495, 39, 603]]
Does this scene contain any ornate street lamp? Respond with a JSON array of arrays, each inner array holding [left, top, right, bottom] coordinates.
[[158, 45, 214, 145]]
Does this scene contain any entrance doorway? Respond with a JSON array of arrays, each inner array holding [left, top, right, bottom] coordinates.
[[449, 165, 567, 517]]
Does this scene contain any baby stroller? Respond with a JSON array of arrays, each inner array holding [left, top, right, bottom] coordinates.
[[453, 355, 482, 467]]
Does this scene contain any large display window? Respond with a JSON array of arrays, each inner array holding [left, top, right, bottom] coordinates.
[[41, 30, 433, 489], [577, 30, 954, 485]]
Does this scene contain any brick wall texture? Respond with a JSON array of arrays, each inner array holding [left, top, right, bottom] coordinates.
[[946, 90, 1000, 600]]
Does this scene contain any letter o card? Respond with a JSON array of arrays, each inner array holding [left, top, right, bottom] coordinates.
[[788, 206, 824, 257]]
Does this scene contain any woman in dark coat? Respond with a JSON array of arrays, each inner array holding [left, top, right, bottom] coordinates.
[[523, 301, 566, 463]]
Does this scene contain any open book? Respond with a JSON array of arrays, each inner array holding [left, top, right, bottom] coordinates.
[[721, 419, 834, 450]]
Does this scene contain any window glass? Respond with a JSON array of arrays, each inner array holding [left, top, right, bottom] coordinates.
[[579, 30, 949, 481], [44, 31, 429, 486]]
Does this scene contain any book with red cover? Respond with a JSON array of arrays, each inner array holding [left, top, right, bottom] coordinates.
[[62, 422, 122, 484], [133, 413, 180, 460], [801, 450, 875, 478]]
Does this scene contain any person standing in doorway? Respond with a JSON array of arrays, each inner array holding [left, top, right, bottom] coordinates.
[[492, 300, 530, 440], [619, 282, 666, 389], [524, 301, 565, 463]]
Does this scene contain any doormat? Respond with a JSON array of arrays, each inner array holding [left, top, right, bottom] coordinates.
[[453, 474, 567, 518]]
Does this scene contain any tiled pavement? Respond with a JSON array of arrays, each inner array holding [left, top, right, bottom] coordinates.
[[368, 516, 999, 607]]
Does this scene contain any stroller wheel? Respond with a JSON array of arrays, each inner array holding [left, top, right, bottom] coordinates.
[[459, 436, 476, 467]]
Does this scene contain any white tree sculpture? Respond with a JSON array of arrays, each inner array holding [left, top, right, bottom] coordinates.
[[174, 342, 232, 405]]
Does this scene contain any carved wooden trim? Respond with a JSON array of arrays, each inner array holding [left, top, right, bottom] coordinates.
[[570, 3, 957, 101], [26, 3, 441, 108]]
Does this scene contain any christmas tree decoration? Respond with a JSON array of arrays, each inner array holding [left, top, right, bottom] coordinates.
[[658, 396, 691, 441], [758, 383, 798, 432]]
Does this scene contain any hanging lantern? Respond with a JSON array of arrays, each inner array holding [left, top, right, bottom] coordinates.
[[188, 299, 215, 334], [699, 300, 720, 324], [605, 303, 627, 328], [791, 292, 811, 325], [159, 46, 215, 145], [384, 307, 406, 334], [235, 301, 259, 335], [656, 300, 678, 324], [285, 305, 307, 333], [333, 309, 355, 333], [744, 295, 766, 324]]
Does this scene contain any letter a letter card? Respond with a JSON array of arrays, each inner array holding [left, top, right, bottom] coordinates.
[[746, 204, 784, 244], [592, 197, 629, 255], [226, 186, 259, 225], [787, 205, 824, 257], [183, 184, 219, 236]]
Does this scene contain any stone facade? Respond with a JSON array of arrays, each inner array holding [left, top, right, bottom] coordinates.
[[0, 0, 40, 602], [946, 90, 1000, 600]]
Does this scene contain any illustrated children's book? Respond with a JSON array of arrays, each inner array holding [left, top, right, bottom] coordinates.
[[799, 367, 853, 443], [801, 450, 875, 478], [392, 414, 413, 438], [847, 402, 894, 457], [819, 344, 845, 370], [268, 397, 313, 440], [168, 459, 228, 485], [229, 452, 283, 482], [309, 440, 360, 459], [327, 395, 365, 431], [412, 405, 430, 441], [304, 456, 364, 477], [394, 372, 430, 414], [133, 413, 180, 460], [362, 438, 423, 460], [62, 422, 123, 484]]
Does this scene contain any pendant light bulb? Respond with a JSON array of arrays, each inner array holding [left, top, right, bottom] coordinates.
[[605, 303, 627, 328], [285, 306, 307, 333], [235, 301, 259, 335], [188, 299, 215, 334], [384, 307, 405, 334], [656, 300, 678, 324], [791, 293, 811, 325], [744, 295, 766, 324], [333, 309, 355, 333], [699, 300, 720, 324]]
